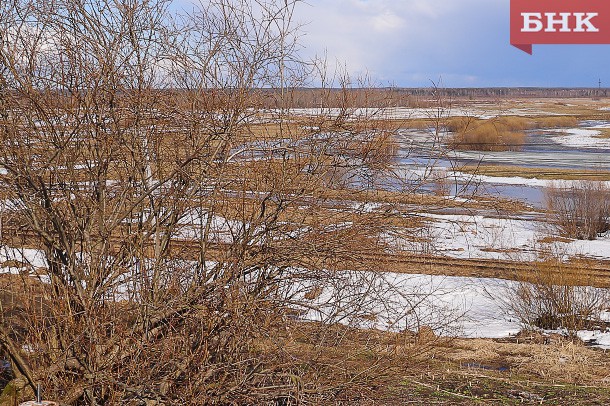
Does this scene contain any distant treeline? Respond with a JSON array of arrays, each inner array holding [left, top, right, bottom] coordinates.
[[257, 87, 609, 108], [7, 87, 603, 110]]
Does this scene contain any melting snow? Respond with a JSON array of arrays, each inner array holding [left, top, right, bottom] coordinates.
[[295, 271, 610, 348]]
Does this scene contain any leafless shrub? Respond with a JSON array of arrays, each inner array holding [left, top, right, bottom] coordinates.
[[505, 258, 610, 335], [0, 0, 459, 403], [545, 180, 610, 240]]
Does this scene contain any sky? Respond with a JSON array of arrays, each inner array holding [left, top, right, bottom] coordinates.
[[171, 0, 610, 88]]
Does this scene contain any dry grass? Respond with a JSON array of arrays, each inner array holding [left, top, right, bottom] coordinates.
[[363, 118, 436, 130], [537, 236, 574, 244], [445, 116, 480, 133], [442, 337, 610, 386], [495, 116, 532, 130], [192, 157, 533, 212], [280, 321, 610, 404], [346, 132, 400, 169], [536, 102, 604, 117], [593, 127, 610, 139], [243, 122, 306, 141], [401, 118, 435, 130], [447, 115, 579, 152], [534, 115, 578, 128], [449, 121, 526, 151]]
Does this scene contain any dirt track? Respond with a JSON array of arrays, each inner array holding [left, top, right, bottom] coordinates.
[[5, 223, 610, 287], [333, 250, 610, 287]]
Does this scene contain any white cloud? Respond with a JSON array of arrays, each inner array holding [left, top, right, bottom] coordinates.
[[294, 0, 505, 86], [171, 0, 510, 87], [370, 10, 405, 32]]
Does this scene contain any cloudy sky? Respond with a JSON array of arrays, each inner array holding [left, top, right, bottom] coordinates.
[[173, 0, 610, 88]]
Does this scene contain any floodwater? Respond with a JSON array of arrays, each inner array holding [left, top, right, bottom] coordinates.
[[397, 123, 610, 207]]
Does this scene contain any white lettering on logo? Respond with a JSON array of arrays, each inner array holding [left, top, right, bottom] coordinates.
[[521, 12, 600, 33]]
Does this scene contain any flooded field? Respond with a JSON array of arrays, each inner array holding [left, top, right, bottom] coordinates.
[[397, 118, 610, 207]]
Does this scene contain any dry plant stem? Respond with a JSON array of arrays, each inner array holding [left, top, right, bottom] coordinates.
[[0, 325, 36, 393]]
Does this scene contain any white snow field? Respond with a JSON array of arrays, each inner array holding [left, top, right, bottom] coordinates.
[[552, 121, 610, 149], [419, 213, 610, 261], [269, 105, 567, 121], [294, 271, 610, 349]]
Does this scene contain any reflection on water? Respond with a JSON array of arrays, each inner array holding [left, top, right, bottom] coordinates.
[[393, 122, 610, 207], [452, 183, 545, 208]]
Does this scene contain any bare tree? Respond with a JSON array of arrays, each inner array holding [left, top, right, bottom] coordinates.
[[0, 0, 461, 404]]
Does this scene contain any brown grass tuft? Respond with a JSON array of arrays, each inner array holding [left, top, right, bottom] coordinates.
[[449, 121, 526, 151], [496, 116, 533, 130], [447, 115, 578, 152]]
